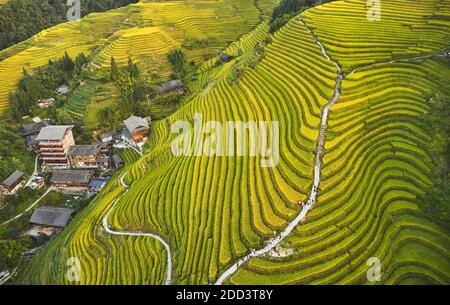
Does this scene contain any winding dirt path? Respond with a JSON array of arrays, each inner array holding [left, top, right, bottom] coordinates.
[[102, 171, 172, 285], [1, 187, 55, 227]]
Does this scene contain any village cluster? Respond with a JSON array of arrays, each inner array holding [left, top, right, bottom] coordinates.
[[0, 74, 195, 240], [0, 111, 152, 237]]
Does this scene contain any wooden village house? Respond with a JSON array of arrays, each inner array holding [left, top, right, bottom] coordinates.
[[159, 80, 186, 95], [0, 170, 25, 195], [36, 125, 75, 169], [123, 115, 151, 143], [68, 144, 101, 169], [29, 206, 75, 236], [50, 170, 94, 191]]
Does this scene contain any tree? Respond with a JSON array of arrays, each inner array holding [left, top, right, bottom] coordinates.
[[269, 0, 324, 33], [110, 56, 120, 81], [74, 53, 88, 75], [167, 48, 185, 75], [0, 0, 139, 50], [0, 239, 24, 270], [62, 51, 75, 72], [132, 80, 148, 103], [97, 107, 117, 128], [56, 108, 74, 125], [127, 57, 139, 79], [419, 91, 450, 227], [8, 52, 78, 119]]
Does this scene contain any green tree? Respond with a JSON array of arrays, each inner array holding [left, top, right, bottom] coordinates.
[[167, 48, 185, 75], [110, 56, 120, 81], [56, 108, 74, 125], [62, 51, 74, 72], [268, 0, 330, 33], [419, 91, 450, 227], [0, 239, 24, 270], [97, 107, 117, 128], [74, 52, 88, 75], [0, 0, 139, 50], [127, 57, 139, 79]]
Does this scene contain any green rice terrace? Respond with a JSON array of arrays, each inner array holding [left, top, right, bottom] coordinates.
[[0, 0, 449, 286]]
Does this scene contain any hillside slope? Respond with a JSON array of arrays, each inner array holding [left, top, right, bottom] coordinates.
[[18, 0, 450, 285], [0, 0, 270, 116], [231, 0, 450, 284]]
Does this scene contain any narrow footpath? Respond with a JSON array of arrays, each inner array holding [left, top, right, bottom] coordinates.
[[1, 187, 54, 227], [215, 17, 344, 285], [102, 171, 172, 285]]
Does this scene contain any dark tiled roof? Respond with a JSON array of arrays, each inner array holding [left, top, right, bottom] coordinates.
[[30, 206, 74, 227], [98, 130, 117, 141], [88, 177, 110, 189], [67, 145, 99, 157], [219, 53, 232, 61], [92, 141, 108, 150], [50, 170, 93, 184], [26, 135, 39, 147], [121, 128, 132, 140], [159, 80, 184, 92], [21, 119, 52, 136], [1, 170, 24, 188]]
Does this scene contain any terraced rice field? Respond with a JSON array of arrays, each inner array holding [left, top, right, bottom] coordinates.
[[64, 81, 96, 119], [18, 0, 450, 285], [0, 0, 270, 116], [302, 0, 450, 70], [0, 11, 128, 116], [256, 0, 281, 16], [19, 3, 337, 284], [84, 83, 121, 130], [230, 58, 450, 284], [134, 0, 263, 63], [92, 26, 179, 77], [229, 0, 450, 284], [91, 0, 271, 72], [191, 20, 271, 95], [63, 80, 121, 130]]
